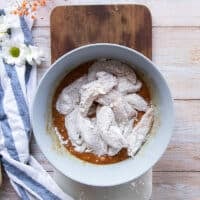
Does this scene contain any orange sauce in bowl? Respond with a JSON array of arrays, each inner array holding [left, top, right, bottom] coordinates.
[[52, 61, 150, 164]]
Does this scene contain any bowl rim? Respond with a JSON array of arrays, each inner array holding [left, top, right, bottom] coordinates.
[[31, 43, 174, 187]]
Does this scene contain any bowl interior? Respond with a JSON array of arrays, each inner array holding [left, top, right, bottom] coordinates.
[[31, 44, 174, 187]]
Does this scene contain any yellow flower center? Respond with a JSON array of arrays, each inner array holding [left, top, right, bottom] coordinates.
[[9, 47, 20, 58]]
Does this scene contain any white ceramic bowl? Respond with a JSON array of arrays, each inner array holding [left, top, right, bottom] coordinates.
[[31, 43, 174, 187]]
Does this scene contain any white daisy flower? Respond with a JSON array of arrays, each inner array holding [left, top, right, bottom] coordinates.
[[0, 13, 20, 37], [0, 32, 9, 44], [25, 45, 44, 65], [0, 15, 10, 34], [1, 39, 27, 66]]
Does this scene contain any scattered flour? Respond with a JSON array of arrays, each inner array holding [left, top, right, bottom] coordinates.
[[54, 127, 68, 145]]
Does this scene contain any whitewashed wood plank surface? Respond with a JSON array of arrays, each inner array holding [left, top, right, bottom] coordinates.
[[2, 0, 200, 27], [30, 0, 200, 27], [152, 172, 200, 200], [154, 101, 200, 172], [1, 170, 199, 200]]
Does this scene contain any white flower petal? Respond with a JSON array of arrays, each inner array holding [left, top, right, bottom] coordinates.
[[1, 39, 27, 66], [25, 45, 44, 65], [0, 32, 9, 43]]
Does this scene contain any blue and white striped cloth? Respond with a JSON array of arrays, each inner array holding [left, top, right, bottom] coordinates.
[[0, 10, 73, 200]]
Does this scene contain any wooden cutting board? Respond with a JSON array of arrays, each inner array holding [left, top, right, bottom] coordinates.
[[50, 5, 152, 63]]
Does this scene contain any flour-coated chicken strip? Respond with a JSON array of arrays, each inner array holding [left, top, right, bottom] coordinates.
[[77, 112, 107, 156], [97, 90, 137, 123], [125, 93, 148, 112], [56, 75, 88, 115], [96, 106, 127, 149], [117, 77, 142, 94], [64, 108, 82, 145], [127, 107, 154, 157], [88, 60, 137, 84], [79, 72, 117, 116]]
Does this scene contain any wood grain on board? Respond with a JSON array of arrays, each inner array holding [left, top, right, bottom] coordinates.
[[51, 5, 152, 62]]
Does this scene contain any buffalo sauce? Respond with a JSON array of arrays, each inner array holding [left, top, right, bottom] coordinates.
[[52, 61, 150, 164]]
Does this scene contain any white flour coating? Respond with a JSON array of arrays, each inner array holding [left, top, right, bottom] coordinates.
[[97, 89, 137, 123], [96, 106, 127, 149], [125, 93, 149, 112], [54, 127, 68, 145], [108, 147, 121, 156], [56, 75, 88, 115], [117, 77, 142, 94], [79, 71, 117, 117], [97, 89, 119, 106], [127, 108, 154, 157], [120, 119, 134, 138], [55, 59, 154, 157], [65, 108, 83, 146], [112, 97, 134, 124], [88, 59, 137, 84], [77, 112, 107, 155]]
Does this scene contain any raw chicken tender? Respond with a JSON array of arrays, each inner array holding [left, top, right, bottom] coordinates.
[[88, 60, 137, 84], [65, 108, 82, 146], [96, 106, 127, 149], [125, 93, 148, 112], [117, 77, 142, 94], [56, 94, 73, 115], [77, 112, 107, 156], [79, 72, 117, 116], [56, 75, 88, 115], [97, 90, 137, 123], [120, 119, 134, 138], [112, 98, 132, 124], [108, 147, 121, 156], [97, 89, 119, 106], [127, 108, 154, 157]]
